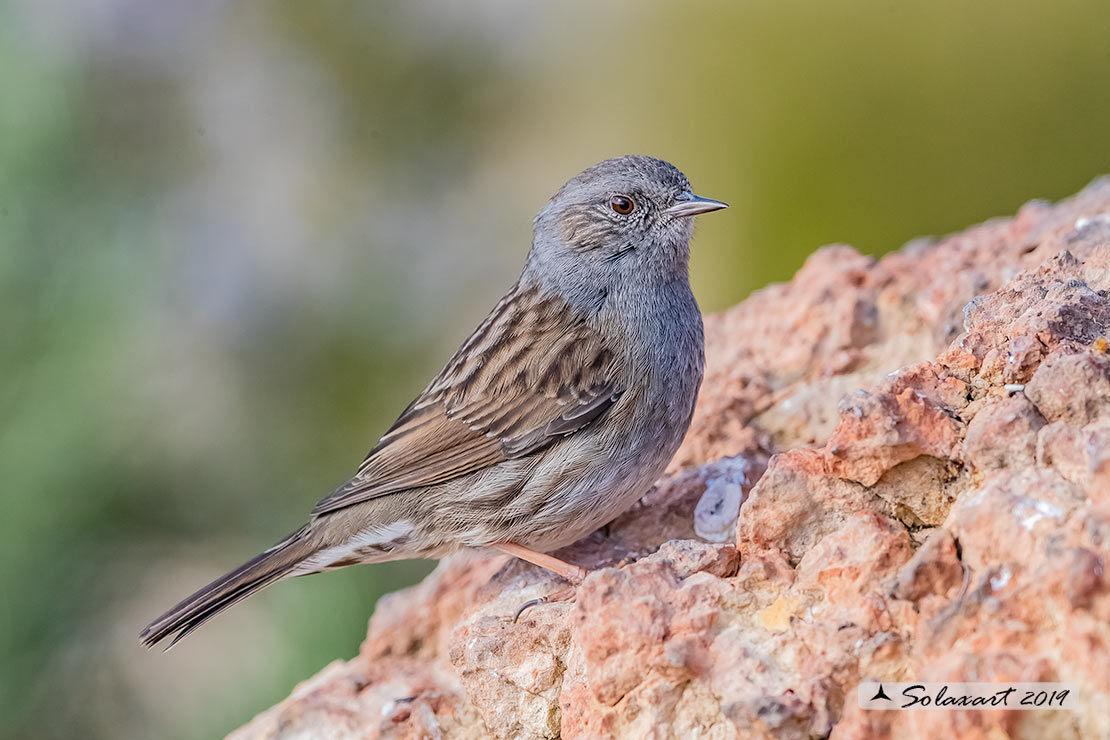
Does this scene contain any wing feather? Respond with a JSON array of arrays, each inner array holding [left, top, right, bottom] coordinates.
[[311, 283, 622, 515]]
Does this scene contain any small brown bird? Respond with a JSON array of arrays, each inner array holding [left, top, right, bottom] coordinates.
[[141, 155, 726, 647]]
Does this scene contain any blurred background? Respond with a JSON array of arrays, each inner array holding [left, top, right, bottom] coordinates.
[[3, 1, 1110, 737]]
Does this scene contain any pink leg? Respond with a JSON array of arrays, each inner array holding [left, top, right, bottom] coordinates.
[[492, 543, 589, 622], [493, 543, 587, 584]]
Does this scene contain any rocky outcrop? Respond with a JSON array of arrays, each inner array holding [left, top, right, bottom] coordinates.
[[231, 181, 1110, 740]]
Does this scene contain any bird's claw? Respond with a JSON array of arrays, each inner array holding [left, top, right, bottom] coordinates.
[[512, 585, 576, 623], [513, 597, 546, 623]]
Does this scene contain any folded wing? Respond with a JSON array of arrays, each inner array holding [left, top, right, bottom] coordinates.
[[311, 284, 622, 515]]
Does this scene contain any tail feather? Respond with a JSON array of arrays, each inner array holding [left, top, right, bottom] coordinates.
[[140, 527, 313, 649]]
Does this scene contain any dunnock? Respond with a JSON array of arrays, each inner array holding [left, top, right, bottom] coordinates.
[[141, 155, 726, 647]]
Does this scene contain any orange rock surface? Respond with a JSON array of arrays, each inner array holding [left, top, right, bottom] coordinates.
[[232, 180, 1110, 740]]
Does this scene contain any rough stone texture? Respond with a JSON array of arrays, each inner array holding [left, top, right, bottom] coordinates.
[[231, 180, 1110, 740]]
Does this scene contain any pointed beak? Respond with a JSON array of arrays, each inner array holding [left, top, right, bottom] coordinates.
[[665, 192, 729, 218]]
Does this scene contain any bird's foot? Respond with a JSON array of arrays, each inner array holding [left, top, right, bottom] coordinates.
[[513, 585, 577, 623], [492, 542, 588, 623]]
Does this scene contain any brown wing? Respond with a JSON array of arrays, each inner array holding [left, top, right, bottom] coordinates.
[[311, 283, 622, 516]]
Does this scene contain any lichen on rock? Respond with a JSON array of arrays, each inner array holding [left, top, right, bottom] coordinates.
[[231, 179, 1110, 740]]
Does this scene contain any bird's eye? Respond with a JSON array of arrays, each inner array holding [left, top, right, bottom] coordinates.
[[609, 194, 635, 215]]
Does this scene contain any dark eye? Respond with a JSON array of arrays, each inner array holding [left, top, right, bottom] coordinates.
[[609, 194, 635, 215]]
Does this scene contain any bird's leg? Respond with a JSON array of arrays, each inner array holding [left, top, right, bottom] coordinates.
[[492, 543, 587, 622], [493, 543, 588, 583]]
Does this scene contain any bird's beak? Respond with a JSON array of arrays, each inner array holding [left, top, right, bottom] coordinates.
[[665, 192, 729, 218]]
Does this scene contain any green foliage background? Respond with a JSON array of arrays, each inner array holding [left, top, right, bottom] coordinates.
[[3, 2, 1110, 737]]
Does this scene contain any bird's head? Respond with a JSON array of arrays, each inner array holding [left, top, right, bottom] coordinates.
[[527, 155, 727, 309]]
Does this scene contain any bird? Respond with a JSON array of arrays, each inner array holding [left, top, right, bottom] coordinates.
[[140, 155, 727, 648]]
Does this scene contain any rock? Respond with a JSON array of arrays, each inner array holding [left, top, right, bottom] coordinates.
[[693, 457, 757, 543], [1036, 418, 1110, 499], [824, 385, 963, 487], [231, 178, 1110, 740], [1025, 350, 1110, 426], [963, 393, 1044, 472], [889, 529, 965, 603]]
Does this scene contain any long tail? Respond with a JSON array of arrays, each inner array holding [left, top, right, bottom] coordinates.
[[140, 527, 315, 649]]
